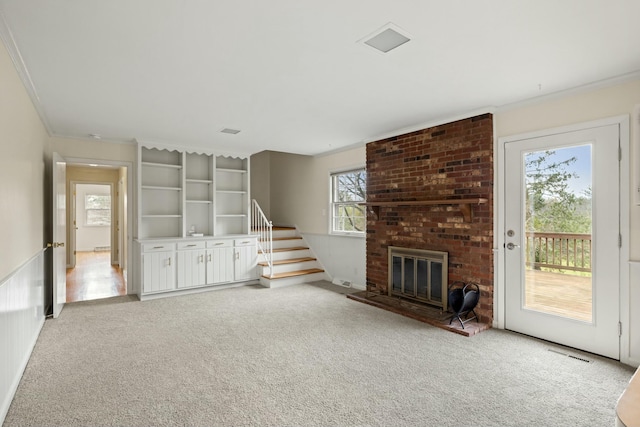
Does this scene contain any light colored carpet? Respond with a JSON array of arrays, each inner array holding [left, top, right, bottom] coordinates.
[[4, 281, 635, 427]]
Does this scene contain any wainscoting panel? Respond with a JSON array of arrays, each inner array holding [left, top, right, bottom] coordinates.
[[301, 233, 366, 289], [628, 261, 640, 365], [0, 249, 45, 424]]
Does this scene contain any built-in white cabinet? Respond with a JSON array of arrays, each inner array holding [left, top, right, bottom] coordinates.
[[234, 238, 258, 281], [141, 243, 176, 294], [176, 241, 206, 289], [136, 236, 258, 298], [135, 142, 256, 299], [207, 240, 234, 284]]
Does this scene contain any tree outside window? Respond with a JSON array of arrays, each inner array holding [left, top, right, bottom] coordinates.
[[331, 169, 366, 234], [85, 194, 111, 226]]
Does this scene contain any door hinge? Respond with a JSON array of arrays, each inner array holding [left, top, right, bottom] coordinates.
[[619, 321, 622, 337], [619, 146, 622, 161], [619, 234, 622, 248]]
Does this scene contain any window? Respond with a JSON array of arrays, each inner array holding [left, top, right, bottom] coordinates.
[[331, 168, 366, 234], [85, 194, 111, 226]]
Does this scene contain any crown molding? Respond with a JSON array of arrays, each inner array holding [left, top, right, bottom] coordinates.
[[0, 10, 53, 136]]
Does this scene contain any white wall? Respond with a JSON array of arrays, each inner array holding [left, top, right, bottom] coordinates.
[[75, 183, 111, 251], [495, 78, 640, 366], [0, 36, 49, 424]]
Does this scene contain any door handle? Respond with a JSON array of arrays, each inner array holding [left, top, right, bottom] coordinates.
[[506, 242, 520, 250]]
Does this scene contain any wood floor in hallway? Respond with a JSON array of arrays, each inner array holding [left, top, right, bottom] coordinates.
[[66, 251, 126, 302]]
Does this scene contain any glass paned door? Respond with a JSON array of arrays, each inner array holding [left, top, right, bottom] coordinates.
[[504, 124, 620, 359], [523, 145, 592, 322]]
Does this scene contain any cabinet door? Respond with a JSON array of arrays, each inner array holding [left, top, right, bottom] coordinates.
[[207, 247, 234, 284], [234, 245, 257, 281], [177, 249, 206, 289], [142, 251, 175, 293]]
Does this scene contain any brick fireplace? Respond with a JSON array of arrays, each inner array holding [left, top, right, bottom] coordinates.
[[365, 113, 493, 324]]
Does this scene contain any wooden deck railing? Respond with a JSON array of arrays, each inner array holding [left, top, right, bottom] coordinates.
[[525, 232, 591, 273]]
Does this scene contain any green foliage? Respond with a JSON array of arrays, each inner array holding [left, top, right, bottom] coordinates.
[[525, 150, 591, 234]]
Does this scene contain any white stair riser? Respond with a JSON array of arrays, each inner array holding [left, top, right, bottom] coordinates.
[[260, 260, 319, 276], [269, 239, 304, 249], [259, 272, 327, 288], [258, 249, 312, 262], [271, 229, 298, 239]]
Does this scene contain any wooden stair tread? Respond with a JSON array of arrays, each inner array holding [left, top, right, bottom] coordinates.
[[258, 257, 316, 267], [263, 246, 308, 253], [252, 226, 295, 231], [262, 268, 324, 280], [270, 237, 302, 241]]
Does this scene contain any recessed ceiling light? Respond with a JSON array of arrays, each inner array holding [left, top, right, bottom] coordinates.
[[360, 23, 411, 53], [220, 128, 241, 135], [89, 133, 101, 139]]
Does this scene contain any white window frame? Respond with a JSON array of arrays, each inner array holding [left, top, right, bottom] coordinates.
[[330, 168, 366, 236], [84, 193, 111, 227]]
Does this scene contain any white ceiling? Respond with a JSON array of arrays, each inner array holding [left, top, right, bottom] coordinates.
[[1, 1, 639, 156]]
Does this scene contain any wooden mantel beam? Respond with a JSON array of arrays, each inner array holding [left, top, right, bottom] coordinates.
[[361, 198, 488, 222]]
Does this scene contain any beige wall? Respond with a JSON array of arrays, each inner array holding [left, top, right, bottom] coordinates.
[[50, 137, 136, 163], [270, 146, 365, 234], [495, 78, 640, 259], [250, 151, 271, 217], [0, 37, 49, 280]]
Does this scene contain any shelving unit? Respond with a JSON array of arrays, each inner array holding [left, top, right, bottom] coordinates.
[[184, 152, 214, 237], [135, 143, 256, 300], [215, 156, 249, 235], [139, 148, 183, 238], [137, 144, 251, 239]]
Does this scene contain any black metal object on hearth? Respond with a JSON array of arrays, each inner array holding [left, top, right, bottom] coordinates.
[[448, 281, 480, 329]]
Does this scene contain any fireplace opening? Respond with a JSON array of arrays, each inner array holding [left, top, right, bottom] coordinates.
[[388, 247, 448, 309]]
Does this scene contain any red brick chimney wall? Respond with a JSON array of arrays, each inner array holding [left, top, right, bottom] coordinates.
[[366, 113, 494, 323]]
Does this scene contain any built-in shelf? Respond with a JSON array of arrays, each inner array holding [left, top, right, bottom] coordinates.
[[217, 168, 247, 174], [142, 185, 182, 191], [142, 161, 182, 169], [186, 200, 213, 204], [186, 179, 213, 184], [362, 198, 488, 222], [216, 214, 248, 218], [216, 190, 247, 194], [142, 214, 183, 218]]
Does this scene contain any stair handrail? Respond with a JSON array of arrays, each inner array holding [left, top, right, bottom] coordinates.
[[251, 199, 273, 278]]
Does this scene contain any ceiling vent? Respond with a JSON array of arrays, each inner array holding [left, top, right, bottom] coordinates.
[[360, 23, 411, 53], [220, 128, 241, 135]]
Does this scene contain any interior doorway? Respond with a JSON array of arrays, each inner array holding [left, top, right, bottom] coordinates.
[[64, 163, 129, 302]]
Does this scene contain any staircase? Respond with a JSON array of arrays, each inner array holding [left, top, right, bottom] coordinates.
[[257, 226, 326, 288]]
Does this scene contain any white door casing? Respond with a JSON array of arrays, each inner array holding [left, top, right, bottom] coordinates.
[[52, 152, 66, 318]]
